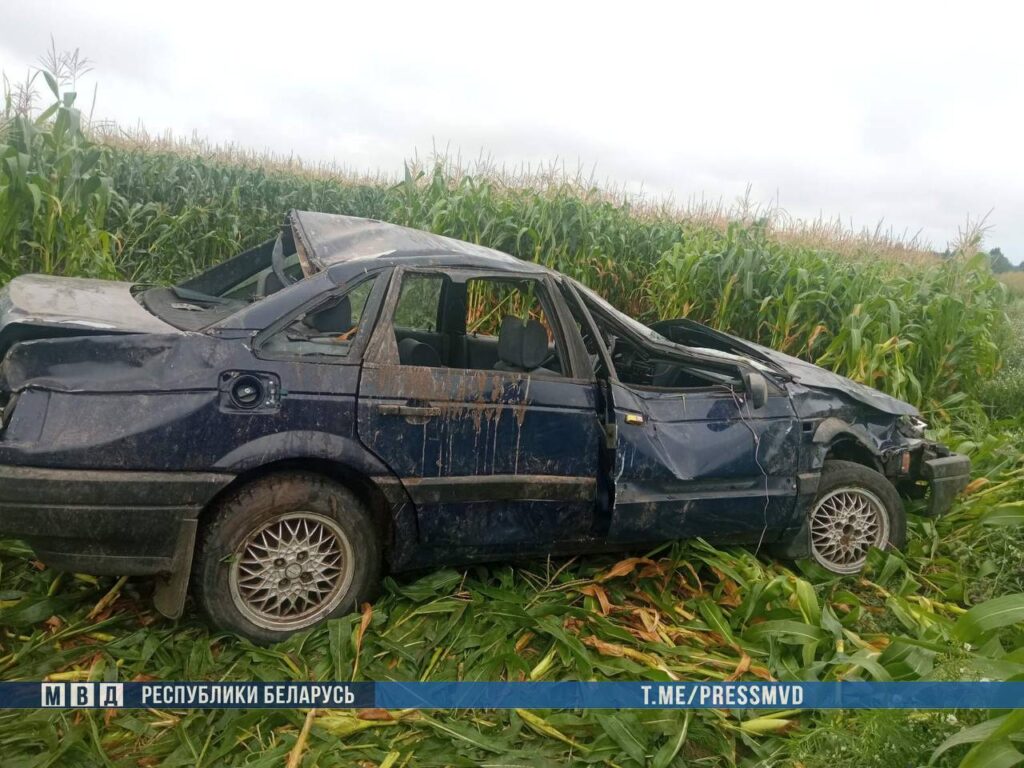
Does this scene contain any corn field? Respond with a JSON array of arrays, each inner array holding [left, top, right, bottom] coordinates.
[[0, 64, 1022, 768], [1, 75, 1011, 414]]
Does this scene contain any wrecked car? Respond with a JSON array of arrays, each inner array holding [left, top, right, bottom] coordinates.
[[0, 211, 971, 642]]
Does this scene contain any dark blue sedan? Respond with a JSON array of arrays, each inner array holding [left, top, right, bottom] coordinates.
[[0, 211, 970, 641]]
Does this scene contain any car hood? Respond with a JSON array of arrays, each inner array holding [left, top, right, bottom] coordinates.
[[649, 318, 918, 417], [751, 344, 918, 416]]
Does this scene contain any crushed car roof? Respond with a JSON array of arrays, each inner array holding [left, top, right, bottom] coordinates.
[[289, 210, 545, 273]]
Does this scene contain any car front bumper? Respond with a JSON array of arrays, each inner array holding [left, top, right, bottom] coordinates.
[[922, 452, 971, 515], [0, 465, 233, 575]]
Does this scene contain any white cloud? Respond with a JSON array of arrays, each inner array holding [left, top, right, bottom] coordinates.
[[2, 0, 1021, 260]]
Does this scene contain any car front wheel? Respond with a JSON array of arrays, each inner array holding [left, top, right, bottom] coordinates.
[[808, 460, 906, 574], [193, 472, 380, 643]]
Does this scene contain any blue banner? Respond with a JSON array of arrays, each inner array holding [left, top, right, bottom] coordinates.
[[4, 681, 1022, 710]]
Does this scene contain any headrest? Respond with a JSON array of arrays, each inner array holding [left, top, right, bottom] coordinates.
[[263, 270, 284, 296], [498, 316, 548, 370], [398, 337, 442, 367], [307, 296, 352, 333]]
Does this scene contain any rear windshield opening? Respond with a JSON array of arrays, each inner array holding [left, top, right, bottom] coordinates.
[[136, 229, 312, 330]]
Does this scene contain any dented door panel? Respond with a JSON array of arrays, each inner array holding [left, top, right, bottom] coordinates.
[[608, 381, 800, 543], [0, 325, 385, 471]]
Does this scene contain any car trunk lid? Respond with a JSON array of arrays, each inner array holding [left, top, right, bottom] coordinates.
[[0, 274, 179, 356]]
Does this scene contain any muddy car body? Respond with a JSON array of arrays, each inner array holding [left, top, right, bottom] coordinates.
[[0, 211, 970, 641]]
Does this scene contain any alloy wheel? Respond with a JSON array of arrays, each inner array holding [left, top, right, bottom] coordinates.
[[229, 512, 355, 630], [809, 486, 889, 574]]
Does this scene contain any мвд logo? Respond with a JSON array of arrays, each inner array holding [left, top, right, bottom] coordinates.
[[40, 683, 124, 708]]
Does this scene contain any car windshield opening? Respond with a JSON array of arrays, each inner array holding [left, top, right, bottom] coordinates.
[[576, 283, 743, 390], [569, 278, 671, 344]]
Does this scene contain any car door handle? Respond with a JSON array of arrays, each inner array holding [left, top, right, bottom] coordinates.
[[376, 403, 442, 418]]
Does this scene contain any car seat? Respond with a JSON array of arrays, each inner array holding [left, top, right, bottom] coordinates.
[[398, 337, 443, 367], [494, 316, 558, 375]]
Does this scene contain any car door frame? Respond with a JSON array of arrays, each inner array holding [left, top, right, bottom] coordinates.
[[361, 266, 593, 375], [356, 264, 606, 555]]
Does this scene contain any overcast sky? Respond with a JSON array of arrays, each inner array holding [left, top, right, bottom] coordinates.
[[2, 1, 1022, 261]]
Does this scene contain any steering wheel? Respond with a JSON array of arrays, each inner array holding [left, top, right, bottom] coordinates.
[[271, 234, 297, 288]]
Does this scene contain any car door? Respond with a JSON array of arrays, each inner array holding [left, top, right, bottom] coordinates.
[[356, 267, 604, 553], [563, 283, 801, 546]]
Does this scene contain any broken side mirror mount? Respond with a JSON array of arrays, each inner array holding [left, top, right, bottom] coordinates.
[[742, 370, 768, 409]]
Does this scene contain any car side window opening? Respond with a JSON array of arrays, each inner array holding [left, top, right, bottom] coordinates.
[[391, 272, 566, 376], [260, 276, 376, 358], [578, 292, 743, 391], [393, 273, 445, 331]]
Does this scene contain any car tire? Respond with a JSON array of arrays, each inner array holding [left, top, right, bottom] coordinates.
[[806, 459, 906, 575], [193, 472, 380, 644]]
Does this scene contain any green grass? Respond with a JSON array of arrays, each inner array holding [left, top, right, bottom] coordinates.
[[1, 57, 1023, 768], [1, 421, 1022, 767]]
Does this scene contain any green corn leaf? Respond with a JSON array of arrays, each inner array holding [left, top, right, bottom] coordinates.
[[954, 594, 1024, 642], [745, 620, 827, 645], [980, 504, 1024, 526], [43, 70, 59, 98], [931, 712, 1024, 764], [792, 578, 821, 626], [26, 183, 41, 215], [596, 713, 647, 764], [697, 598, 736, 644], [651, 712, 691, 768], [960, 739, 1024, 768]]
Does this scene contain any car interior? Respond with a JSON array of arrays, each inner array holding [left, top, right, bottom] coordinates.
[[391, 274, 565, 376]]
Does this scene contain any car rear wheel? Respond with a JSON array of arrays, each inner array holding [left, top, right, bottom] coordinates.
[[193, 472, 380, 643], [808, 460, 906, 574]]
